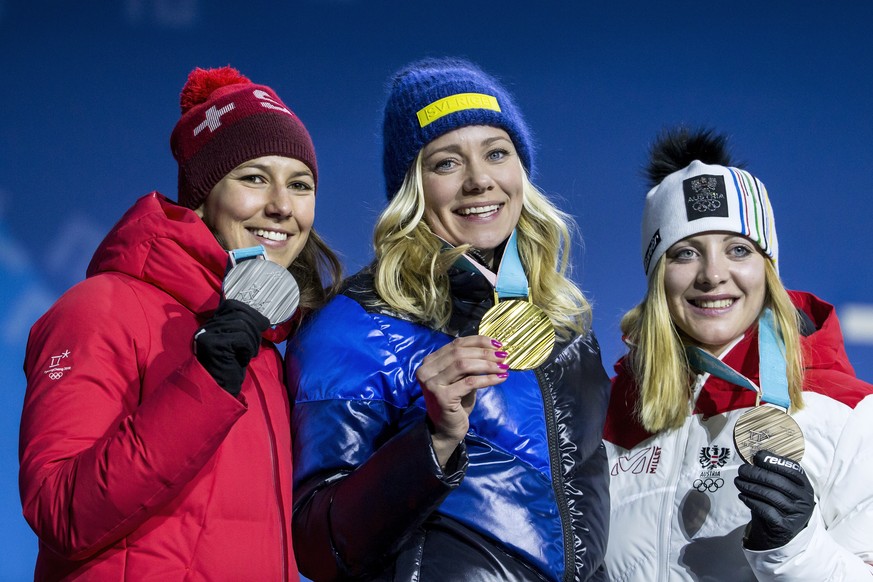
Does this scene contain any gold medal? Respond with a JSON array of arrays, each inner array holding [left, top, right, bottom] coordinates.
[[733, 405, 804, 464], [474, 230, 555, 370], [478, 298, 555, 370]]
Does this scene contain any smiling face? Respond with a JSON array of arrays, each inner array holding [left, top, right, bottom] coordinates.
[[196, 155, 315, 269], [420, 125, 524, 261], [663, 232, 768, 355]]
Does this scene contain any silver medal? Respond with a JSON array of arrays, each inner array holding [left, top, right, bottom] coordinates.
[[223, 249, 299, 325]]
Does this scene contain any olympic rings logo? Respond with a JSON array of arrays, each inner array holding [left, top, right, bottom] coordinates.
[[693, 477, 724, 493], [48, 372, 64, 380], [691, 197, 722, 213]]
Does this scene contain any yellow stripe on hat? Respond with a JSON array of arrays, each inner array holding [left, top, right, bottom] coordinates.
[[416, 93, 501, 128]]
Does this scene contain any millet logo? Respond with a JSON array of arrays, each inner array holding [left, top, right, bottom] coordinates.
[[611, 446, 661, 476]]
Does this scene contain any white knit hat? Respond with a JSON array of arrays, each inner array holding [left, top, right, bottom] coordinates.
[[641, 160, 778, 279]]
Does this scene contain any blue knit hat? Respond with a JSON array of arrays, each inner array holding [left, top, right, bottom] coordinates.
[[382, 57, 535, 199]]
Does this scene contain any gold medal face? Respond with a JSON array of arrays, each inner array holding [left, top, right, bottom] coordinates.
[[478, 299, 555, 370], [733, 405, 805, 464]]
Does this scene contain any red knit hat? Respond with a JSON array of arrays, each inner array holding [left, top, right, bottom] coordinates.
[[170, 66, 317, 209]]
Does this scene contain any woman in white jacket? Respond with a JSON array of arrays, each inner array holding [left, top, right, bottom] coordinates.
[[603, 127, 873, 581]]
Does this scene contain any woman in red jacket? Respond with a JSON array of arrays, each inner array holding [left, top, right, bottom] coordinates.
[[19, 66, 341, 581]]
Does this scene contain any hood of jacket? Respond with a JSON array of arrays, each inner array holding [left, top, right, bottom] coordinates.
[[86, 192, 291, 342]]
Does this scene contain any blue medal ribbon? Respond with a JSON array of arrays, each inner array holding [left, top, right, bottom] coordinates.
[[685, 308, 791, 409], [227, 245, 266, 267], [495, 230, 529, 299]]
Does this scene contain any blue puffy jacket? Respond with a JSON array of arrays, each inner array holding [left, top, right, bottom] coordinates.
[[287, 266, 610, 581]]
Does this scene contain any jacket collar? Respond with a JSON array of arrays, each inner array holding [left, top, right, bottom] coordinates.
[[603, 291, 870, 449], [87, 192, 292, 343]]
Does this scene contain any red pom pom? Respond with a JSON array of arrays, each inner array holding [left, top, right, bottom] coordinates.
[[179, 66, 252, 113]]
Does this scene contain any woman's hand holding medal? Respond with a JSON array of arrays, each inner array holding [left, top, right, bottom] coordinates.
[[222, 246, 300, 326], [417, 336, 509, 467], [735, 450, 816, 551], [687, 310, 815, 551], [196, 245, 300, 397]]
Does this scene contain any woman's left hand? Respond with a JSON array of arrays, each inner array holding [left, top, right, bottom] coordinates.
[[735, 450, 816, 551], [416, 335, 509, 467]]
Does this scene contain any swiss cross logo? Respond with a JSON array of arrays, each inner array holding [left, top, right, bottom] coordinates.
[[194, 103, 235, 136], [190, 89, 294, 138]]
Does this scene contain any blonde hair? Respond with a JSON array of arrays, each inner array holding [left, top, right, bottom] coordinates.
[[371, 152, 591, 339], [621, 257, 805, 433]]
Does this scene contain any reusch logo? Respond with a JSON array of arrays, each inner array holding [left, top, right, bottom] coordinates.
[[763, 455, 804, 473]]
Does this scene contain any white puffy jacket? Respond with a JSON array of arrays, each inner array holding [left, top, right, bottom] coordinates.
[[603, 292, 873, 581]]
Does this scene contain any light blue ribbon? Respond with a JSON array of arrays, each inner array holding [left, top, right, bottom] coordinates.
[[685, 308, 791, 409], [494, 230, 529, 299], [228, 245, 266, 265]]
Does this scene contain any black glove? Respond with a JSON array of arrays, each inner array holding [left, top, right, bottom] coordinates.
[[735, 450, 815, 551], [194, 299, 270, 396]]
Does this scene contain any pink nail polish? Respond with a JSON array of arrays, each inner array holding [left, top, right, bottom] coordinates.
[[491, 339, 503, 348], [497, 373, 509, 379], [495, 351, 508, 358], [498, 363, 509, 370]]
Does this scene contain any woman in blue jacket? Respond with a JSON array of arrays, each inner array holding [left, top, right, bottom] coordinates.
[[287, 57, 610, 581]]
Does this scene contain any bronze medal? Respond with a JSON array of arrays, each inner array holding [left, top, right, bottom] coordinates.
[[478, 298, 555, 370], [733, 405, 804, 464], [223, 257, 300, 325]]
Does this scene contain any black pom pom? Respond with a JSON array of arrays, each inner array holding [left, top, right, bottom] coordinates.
[[645, 127, 736, 188]]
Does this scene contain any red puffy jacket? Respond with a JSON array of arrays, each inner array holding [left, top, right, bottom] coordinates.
[[20, 193, 298, 581]]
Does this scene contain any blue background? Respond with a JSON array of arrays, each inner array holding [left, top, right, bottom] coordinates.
[[2, 1, 871, 578]]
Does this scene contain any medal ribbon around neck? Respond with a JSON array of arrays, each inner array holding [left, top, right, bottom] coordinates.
[[477, 230, 555, 370], [222, 245, 300, 325], [685, 308, 803, 463]]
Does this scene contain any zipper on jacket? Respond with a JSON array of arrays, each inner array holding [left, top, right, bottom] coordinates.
[[252, 369, 290, 582], [658, 396, 695, 581], [535, 366, 575, 582]]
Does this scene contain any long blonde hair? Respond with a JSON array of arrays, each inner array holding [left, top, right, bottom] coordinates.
[[621, 257, 805, 433], [371, 152, 591, 339]]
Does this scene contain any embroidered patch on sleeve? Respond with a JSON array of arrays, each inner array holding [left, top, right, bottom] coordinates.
[[44, 350, 72, 380]]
